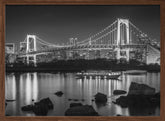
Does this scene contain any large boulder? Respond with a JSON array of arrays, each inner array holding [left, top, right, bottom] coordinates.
[[113, 83, 160, 115], [115, 94, 158, 108], [128, 82, 155, 95], [65, 105, 99, 116], [113, 90, 127, 95], [114, 94, 160, 116], [33, 98, 53, 116], [94, 92, 107, 103], [38, 97, 54, 109], [33, 102, 49, 116], [21, 97, 54, 116]]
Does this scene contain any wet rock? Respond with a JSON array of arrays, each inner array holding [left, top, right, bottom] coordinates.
[[115, 94, 160, 108], [33, 102, 49, 116], [113, 90, 127, 95], [70, 103, 83, 108], [128, 100, 158, 116], [6, 99, 16, 102], [115, 96, 129, 108], [128, 82, 155, 95], [150, 92, 160, 105], [38, 97, 54, 109], [65, 105, 99, 116], [33, 98, 53, 116], [94, 92, 107, 103], [5, 102, 7, 108], [116, 114, 123, 116], [21, 97, 54, 116], [55, 91, 64, 97], [21, 105, 33, 111], [81, 99, 85, 101], [68, 99, 72, 101], [73, 99, 79, 101], [114, 82, 160, 113]]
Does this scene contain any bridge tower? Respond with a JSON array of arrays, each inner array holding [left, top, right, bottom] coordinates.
[[26, 35, 37, 66], [26, 35, 37, 52], [116, 18, 130, 62]]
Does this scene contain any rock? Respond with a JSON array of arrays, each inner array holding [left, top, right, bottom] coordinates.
[[113, 83, 160, 116], [154, 92, 160, 98], [115, 93, 160, 108], [55, 91, 64, 97], [68, 99, 72, 101], [128, 82, 155, 95], [94, 92, 107, 103], [150, 92, 160, 105], [116, 114, 123, 116], [81, 99, 85, 101], [112, 101, 116, 104], [5, 103, 7, 108], [6, 99, 16, 102], [115, 96, 128, 108], [128, 98, 158, 116], [65, 105, 99, 116], [33, 102, 49, 116], [21, 97, 54, 116], [21, 105, 33, 111], [5, 114, 10, 116], [114, 83, 159, 107], [73, 99, 79, 101], [38, 97, 54, 109], [113, 90, 127, 95], [70, 103, 83, 108]]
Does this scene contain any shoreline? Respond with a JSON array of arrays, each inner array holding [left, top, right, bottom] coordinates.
[[6, 63, 160, 73]]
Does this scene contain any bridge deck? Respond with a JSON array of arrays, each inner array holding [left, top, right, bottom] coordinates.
[[19, 44, 147, 56]]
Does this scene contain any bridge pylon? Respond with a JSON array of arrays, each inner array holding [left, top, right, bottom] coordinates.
[[26, 35, 37, 66], [116, 18, 130, 62]]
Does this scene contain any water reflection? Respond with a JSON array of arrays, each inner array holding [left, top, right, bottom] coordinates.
[[6, 74, 16, 100], [24, 73, 38, 105], [5, 70, 160, 116]]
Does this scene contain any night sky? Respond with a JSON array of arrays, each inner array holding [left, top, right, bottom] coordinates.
[[6, 5, 160, 46]]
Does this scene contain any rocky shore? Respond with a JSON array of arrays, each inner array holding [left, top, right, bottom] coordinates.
[[20, 82, 160, 116], [113, 82, 160, 115]]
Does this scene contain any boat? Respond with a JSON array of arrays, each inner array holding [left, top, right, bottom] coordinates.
[[76, 71, 121, 79]]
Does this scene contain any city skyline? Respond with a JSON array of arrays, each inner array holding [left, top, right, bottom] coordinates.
[[5, 5, 161, 117], [6, 5, 160, 46]]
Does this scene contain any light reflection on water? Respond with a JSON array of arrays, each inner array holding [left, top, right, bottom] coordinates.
[[5, 70, 160, 116]]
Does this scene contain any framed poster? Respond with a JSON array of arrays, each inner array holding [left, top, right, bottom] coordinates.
[[0, 0, 165, 121]]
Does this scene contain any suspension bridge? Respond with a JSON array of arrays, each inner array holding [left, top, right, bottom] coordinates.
[[6, 18, 160, 66]]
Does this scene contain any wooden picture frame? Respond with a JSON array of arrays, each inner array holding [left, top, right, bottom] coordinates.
[[0, 0, 165, 121]]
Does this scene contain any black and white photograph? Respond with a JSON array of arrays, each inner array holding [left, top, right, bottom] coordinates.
[[5, 5, 160, 116]]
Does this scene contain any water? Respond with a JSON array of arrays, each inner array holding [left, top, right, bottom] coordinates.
[[5, 70, 160, 116]]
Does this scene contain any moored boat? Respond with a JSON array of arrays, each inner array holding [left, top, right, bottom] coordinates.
[[76, 71, 121, 79]]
